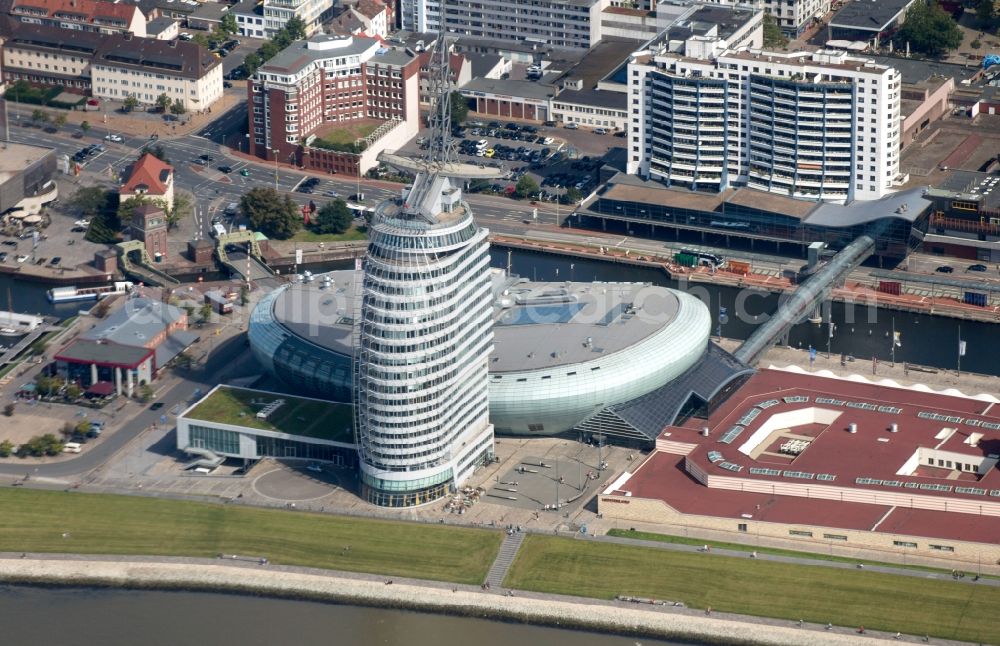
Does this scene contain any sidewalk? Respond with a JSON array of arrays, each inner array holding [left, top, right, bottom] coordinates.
[[16, 91, 243, 140]]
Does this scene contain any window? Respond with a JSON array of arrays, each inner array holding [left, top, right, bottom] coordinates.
[[894, 540, 918, 548], [929, 544, 954, 552], [789, 530, 813, 537], [737, 523, 747, 533], [823, 534, 847, 541]]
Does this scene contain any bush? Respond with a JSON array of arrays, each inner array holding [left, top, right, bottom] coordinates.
[[2, 403, 14, 417], [0, 440, 13, 458], [20, 434, 63, 457]]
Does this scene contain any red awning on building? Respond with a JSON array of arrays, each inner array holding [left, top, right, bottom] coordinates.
[[86, 381, 116, 397]]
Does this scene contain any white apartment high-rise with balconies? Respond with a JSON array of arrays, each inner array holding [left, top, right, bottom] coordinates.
[[353, 171, 495, 507], [629, 42, 902, 202]]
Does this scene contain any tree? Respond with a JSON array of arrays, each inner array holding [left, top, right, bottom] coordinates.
[[117, 195, 150, 224], [515, 175, 540, 199], [53, 114, 67, 128], [221, 12, 238, 35], [75, 420, 91, 436], [239, 286, 250, 306], [563, 186, 583, 204], [239, 187, 302, 239], [59, 422, 75, 439], [894, 0, 962, 58], [147, 144, 170, 164], [0, 440, 13, 458], [192, 33, 210, 48], [285, 16, 306, 41], [2, 403, 14, 417], [123, 95, 140, 112], [449, 92, 469, 123], [137, 384, 154, 403], [155, 93, 172, 113], [30, 109, 48, 125], [260, 41, 280, 61], [23, 434, 62, 456], [68, 186, 110, 218], [198, 303, 213, 322], [80, 120, 91, 134], [35, 375, 60, 397], [762, 13, 788, 49], [243, 52, 262, 76], [65, 383, 82, 400], [167, 193, 190, 230], [170, 99, 187, 116], [311, 199, 353, 234]]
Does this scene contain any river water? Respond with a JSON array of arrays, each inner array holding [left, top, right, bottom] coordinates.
[[0, 586, 677, 646], [2, 248, 998, 376]]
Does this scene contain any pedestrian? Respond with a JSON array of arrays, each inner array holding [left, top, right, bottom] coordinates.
[[705, 607, 712, 616]]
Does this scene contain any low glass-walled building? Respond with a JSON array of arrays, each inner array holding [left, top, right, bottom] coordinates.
[[176, 385, 356, 466]]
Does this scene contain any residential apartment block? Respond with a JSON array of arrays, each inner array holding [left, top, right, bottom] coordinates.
[[404, 0, 609, 48], [232, 0, 328, 39], [628, 9, 901, 202], [2, 0, 147, 36], [0, 20, 222, 111], [248, 34, 419, 175], [91, 34, 222, 111], [0, 18, 101, 90]]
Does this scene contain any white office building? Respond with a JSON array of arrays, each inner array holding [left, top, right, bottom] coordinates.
[[689, 0, 831, 36], [404, 0, 609, 48], [354, 171, 495, 507], [628, 21, 902, 202]]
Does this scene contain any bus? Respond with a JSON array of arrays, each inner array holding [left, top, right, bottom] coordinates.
[[679, 248, 725, 268]]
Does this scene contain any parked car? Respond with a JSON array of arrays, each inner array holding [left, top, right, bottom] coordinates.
[[935, 265, 954, 273], [564, 123, 579, 130], [967, 264, 988, 272], [104, 133, 124, 143], [150, 402, 165, 411], [0, 252, 7, 262], [49, 256, 61, 265], [594, 128, 608, 135], [218, 165, 233, 174]]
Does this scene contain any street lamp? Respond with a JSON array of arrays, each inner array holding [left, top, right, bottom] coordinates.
[[244, 133, 250, 154]]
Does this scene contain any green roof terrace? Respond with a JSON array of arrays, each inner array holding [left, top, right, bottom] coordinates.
[[184, 386, 354, 445]]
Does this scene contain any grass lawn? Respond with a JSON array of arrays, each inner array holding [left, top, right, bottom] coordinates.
[[0, 488, 501, 585], [315, 122, 380, 147], [291, 224, 368, 243], [606, 529, 987, 578], [185, 386, 353, 443], [505, 535, 1000, 643]]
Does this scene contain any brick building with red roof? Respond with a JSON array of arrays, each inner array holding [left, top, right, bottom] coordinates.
[[599, 368, 1000, 565]]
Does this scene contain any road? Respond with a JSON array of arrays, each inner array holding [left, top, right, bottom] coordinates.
[[0, 334, 251, 479], [11, 102, 1000, 291]]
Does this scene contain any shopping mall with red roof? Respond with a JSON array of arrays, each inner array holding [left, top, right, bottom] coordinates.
[[598, 368, 1000, 564]]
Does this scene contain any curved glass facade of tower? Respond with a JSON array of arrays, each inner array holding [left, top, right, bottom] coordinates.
[[354, 174, 495, 507]]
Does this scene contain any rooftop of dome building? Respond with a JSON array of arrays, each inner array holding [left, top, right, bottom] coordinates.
[[268, 269, 702, 373]]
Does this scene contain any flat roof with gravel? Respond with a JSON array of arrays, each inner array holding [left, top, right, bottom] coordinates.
[[184, 386, 354, 443]]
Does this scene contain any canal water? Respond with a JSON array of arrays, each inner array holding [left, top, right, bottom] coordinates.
[[492, 248, 1000, 377], [0, 585, 679, 646], [2, 248, 998, 377]]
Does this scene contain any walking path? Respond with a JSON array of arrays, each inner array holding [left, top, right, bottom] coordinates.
[[0, 554, 944, 645], [483, 530, 525, 588]]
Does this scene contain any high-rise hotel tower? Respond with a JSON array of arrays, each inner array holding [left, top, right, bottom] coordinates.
[[353, 172, 495, 507]]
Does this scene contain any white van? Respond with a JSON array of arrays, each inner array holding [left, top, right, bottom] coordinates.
[[63, 442, 82, 454]]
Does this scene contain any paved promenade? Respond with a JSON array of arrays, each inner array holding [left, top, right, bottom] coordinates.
[[0, 554, 944, 645]]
